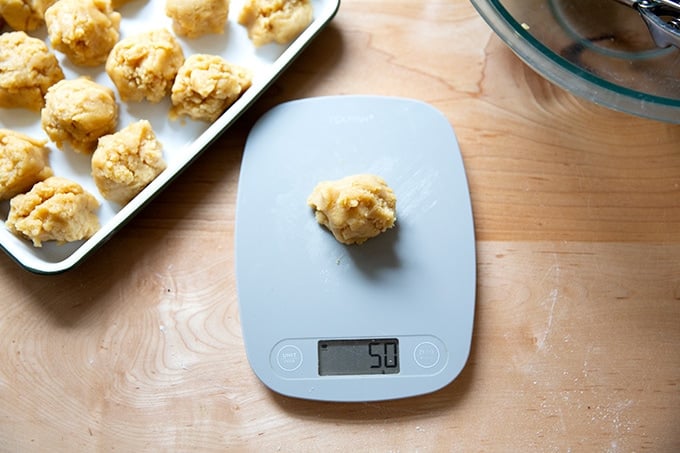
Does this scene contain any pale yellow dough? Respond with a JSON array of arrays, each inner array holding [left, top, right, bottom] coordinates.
[[0, 0, 57, 31], [41, 77, 119, 154], [170, 54, 252, 122], [166, 0, 229, 38], [238, 0, 313, 47], [6, 176, 100, 247], [106, 28, 185, 103], [91, 120, 167, 205], [307, 174, 397, 245], [0, 129, 53, 200], [0, 31, 64, 111], [45, 0, 121, 67]]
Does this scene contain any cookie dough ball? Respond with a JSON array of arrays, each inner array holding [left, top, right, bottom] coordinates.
[[6, 176, 100, 247], [0, 31, 64, 111], [307, 174, 397, 245], [0, 129, 53, 200], [106, 28, 184, 103], [45, 0, 121, 67], [170, 54, 252, 122], [91, 120, 167, 205], [238, 0, 313, 47], [41, 77, 118, 154], [0, 0, 58, 31], [166, 0, 229, 38]]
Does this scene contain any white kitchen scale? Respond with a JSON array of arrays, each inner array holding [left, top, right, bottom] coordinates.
[[234, 96, 476, 402]]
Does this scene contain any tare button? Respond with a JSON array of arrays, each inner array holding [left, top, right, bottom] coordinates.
[[413, 341, 441, 369]]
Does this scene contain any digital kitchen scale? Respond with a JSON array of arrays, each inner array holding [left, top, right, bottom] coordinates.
[[234, 96, 476, 402]]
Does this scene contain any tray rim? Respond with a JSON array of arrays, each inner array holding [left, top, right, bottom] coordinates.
[[0, 0, 341, 275]]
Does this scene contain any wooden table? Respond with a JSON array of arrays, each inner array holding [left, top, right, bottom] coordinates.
[[1, 1, 679, 451]]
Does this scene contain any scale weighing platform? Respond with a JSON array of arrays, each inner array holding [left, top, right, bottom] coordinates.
[[235, 96, 476, 402]]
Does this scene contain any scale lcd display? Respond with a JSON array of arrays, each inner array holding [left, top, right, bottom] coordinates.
[[318, 339, 400, 376]]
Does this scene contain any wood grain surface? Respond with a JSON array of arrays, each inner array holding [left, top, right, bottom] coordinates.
[[1, 1, 679, 451]]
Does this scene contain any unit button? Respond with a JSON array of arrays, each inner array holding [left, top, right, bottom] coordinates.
[[276, 344, 303, 372], [413, 341, 441, 369]]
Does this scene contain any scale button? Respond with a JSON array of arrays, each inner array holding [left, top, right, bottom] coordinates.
[[276, 344, 303, 372], [414, 341, 441, 369]]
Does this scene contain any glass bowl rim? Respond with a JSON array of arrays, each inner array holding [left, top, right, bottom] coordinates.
[[470, 0, 680, 123]]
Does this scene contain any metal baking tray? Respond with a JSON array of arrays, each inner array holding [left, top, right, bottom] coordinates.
[[0, 0, 340, 274]]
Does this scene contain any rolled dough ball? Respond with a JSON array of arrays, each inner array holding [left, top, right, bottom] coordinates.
[[0, 0, 57, 31], [105, 28, 185, 103], [91, 120, 167, 205], [41, 77, 119, 154], [0, 129, 53, 200], [6, 176, 100, 247], [170, 54, 252, 122], [45, 0, 121, 67], [238, 0, 313, 47], [0, 31, 64, 111], [307, 174, 397, 245], [166, 0, 229, 38]]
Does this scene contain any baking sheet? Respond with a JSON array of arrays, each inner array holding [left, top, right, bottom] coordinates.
[[0, 0, 340, 274]]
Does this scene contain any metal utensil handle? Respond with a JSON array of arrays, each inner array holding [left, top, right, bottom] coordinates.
[[638, 6, 680, 47], [614, 0, 680, 48], [655, 0, 680, 12], [616, 0, 680, 10]]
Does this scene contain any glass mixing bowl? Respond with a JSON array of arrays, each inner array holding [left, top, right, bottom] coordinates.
[[470, 0, 680, 123]]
